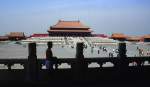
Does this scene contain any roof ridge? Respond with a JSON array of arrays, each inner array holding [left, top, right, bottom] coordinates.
[[51, 20, 89, 28], [59, 20, 80, 22]]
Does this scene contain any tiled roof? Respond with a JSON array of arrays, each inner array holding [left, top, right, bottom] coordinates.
[[111, 33, 126, 38], [8, 32, 25, 37], [126, 36, 141, 41], [51, 20, 90, 29], [0, 36, 9, 40], [31, 34, 49, 37], [143, 34, 150, 38], [48, 30, 92, 33]]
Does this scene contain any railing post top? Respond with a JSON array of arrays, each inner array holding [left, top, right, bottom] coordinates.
[[29, 42, 36, 46], [76, 42, 84, 58], [47, 42, 53, 48], [118, 42, 126, 44], [28, 42, 36, 50], [76, 43, 84, 50], [118, 42, 126, 46], [28, 42, 36, 57], [77, 42, 84, 46]]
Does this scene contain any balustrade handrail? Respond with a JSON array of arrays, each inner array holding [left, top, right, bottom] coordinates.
[[0, 56, 149, 64]]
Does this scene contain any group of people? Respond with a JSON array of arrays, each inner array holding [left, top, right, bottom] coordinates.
[[90, 44, 118, 58], [137, 47, 150, 57], [137, 47, 144, 56]]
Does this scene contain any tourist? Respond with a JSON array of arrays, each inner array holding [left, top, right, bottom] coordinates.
[[141, 49, 144, 56], [71, 45, 74, 48], [91, 47, 94, 53], [147, 49, 150, 56], [45, 42, 54, 70], [115, 49, 119, 53], [103, 47, 107, 52], [99, 46, 102, 49], [139, 49, 144, 56], [98, 50, 100, 54], [89, 44, 91, 47], [84, 44, 87, 49], [137, 46, 139, 50], [109, 52, 113, 57], [112, 49, 115, 53]]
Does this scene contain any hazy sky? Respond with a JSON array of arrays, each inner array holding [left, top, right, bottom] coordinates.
[[0, 0, 150, 36]]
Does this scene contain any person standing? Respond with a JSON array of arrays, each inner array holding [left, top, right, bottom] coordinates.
[[46, 42, 54, 70], [98, 50, 100, 54]]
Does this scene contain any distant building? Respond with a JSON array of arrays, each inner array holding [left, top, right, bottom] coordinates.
[[111, 33, 126, 41], [0, 36, 9, 41], [126, 36, 141, 42], [8, 32, 26, 41], [92, 34, 108, 38], [30, 33, 49, 38], [143, 34, 150, 42], [47, 20, 93, 36]]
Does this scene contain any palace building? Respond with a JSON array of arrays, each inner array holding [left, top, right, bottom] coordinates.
[[126, 36, 141, 42], [47, 20, 92, 36], [8, 32, 26, 41], [0, 36, 9, 41], [111, 33, 127, 41], [143, 34, 150, 42]]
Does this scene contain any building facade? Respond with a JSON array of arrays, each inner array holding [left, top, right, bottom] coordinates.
[[0, 36, 9, 41], [48, 20, 92, 36], [30, 33, 49, 38]]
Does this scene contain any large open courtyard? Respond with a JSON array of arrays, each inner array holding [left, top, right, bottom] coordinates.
[[0, 37, 150, 59]]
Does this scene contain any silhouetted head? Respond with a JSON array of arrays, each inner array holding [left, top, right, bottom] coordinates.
[[47, 42, 53, 48]]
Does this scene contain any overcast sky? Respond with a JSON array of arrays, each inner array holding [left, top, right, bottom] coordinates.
[[0, 0, 150, 36]]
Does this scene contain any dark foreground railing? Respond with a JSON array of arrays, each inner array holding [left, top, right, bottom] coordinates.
[[0, 42, 150, 86]]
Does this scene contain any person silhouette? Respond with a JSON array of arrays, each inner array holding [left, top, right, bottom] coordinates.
[[45, 42, 53, 70]]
